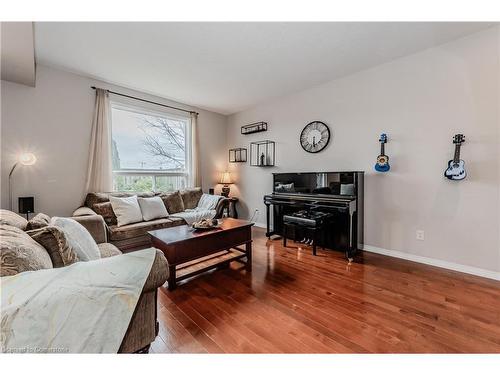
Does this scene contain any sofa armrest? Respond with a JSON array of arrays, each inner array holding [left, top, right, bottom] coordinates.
[[142, 249, 169, 292], [214, 197, 229, 219], [72, 214, 108, 244], [72, 206, 97, 217]]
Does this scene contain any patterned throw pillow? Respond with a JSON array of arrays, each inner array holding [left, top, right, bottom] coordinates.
[[26, 213, 51, 230], [92, 201, 118, 225], [1, 224, 53, 276], [180, 188, 203, 209], [160, 191, 185, 214], [28, 226, 79, 267], [0, 209, 28, 231]]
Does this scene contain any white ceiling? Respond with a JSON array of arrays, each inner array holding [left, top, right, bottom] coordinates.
[[34, 22, 495, 115]]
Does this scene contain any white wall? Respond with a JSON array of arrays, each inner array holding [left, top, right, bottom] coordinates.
[[1, 65, 228, 216], [227, 27, 500, 275]]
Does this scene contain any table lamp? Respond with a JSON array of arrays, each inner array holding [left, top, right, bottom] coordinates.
[[219, 171, 233, 197], [9, 153, 37, 211]]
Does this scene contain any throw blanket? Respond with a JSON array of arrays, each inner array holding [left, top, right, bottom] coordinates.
[[172, 209, 217, 225], [0, 248, 156, 353], [197, 194, 222, 210]]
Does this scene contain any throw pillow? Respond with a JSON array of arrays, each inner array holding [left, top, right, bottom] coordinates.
[[28, 226, 79, 267], [26, 213, 51, 230], [138, 196, 169, 221], [93, 201, 118, 225], [51, 217, 101, 261], [0, 209, 28, 230], [180, 188, 203, 209], [1, 224, 53, 276], [160, 191, 185, 214], [109, 195, 143, 227]]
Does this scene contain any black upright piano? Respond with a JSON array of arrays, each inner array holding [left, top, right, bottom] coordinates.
[[263, 171, 364, 260]]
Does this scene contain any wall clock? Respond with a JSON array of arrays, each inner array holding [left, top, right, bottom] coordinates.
[[300, 121, 331, 153]]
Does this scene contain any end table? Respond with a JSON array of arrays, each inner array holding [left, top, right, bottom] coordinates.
[[227, 197, 239, 218]]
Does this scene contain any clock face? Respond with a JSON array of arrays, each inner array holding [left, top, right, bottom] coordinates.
[[300, 121, 331, 153]]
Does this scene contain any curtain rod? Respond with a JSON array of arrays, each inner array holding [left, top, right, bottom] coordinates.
[[91, 86, 199, 116]]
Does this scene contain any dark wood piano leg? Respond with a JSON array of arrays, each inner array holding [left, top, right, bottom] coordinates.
[[346, 212, 354, 263], [265, 202, 271, 238]]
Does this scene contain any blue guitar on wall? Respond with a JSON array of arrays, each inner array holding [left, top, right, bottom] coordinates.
[[444, 134, 466, 181], [375, 133, 390, 172]]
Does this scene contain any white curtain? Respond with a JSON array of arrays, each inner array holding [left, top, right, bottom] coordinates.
[[190, 112, 202, 188], [85, 89, 113, 193]]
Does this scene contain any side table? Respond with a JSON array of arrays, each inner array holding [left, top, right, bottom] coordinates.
[[227, 197, 238, 218]]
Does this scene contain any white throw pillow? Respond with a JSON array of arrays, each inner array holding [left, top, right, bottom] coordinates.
[[51, 217, 101, 261], [109, 195, 143, 227], [138, 196, 169, 221]]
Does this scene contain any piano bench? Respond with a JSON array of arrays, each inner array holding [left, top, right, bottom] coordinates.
[[282, 219, 328, 256]]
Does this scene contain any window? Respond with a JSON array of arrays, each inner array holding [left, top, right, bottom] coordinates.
[[111, 103, 191, 192]]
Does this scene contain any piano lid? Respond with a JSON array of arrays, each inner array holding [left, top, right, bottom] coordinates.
[[272, 171, 362, 198]]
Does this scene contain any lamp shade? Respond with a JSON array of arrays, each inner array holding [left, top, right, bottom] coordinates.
[[219, 171, 233, 184], [19, 153, 37, 166]]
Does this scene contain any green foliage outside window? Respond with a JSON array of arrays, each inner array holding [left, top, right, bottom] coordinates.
[[114, 175, 153, 192]]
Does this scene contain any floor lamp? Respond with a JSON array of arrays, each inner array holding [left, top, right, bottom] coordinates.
[[8, 153, 37, 211]]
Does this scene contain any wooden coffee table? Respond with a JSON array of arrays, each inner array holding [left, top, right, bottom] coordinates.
[[149, 218, 254, 290]]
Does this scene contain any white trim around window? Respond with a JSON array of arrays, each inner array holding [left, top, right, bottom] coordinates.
[[110, 99, 192, 192]]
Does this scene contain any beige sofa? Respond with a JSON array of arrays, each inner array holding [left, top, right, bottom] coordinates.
[[0, 209, 168, 353], [74, 188, 228, 251]]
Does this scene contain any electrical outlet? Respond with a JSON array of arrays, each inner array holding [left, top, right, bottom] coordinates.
[[416, 230, 425, 241]]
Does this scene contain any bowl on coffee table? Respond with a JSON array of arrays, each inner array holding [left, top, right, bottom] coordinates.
[[192, 219, 220, 231]]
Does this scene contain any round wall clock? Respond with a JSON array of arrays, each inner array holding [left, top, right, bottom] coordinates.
[[300, 121, 331, 153]]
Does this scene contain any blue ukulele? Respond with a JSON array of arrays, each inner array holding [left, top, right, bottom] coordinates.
[[375, 133, 390, 172], [444, 134, 466, 181]]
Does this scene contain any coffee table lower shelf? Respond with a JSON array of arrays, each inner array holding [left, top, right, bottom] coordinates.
[[173, 247, 248, 287]]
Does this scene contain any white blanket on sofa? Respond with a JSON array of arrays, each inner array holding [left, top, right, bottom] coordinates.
[[171, 209, 217, 225], [0, 248, 156, 353], [197, 194, 223, 210]]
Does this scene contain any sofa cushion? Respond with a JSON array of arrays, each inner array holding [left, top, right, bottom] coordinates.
[[1, 224, 53, 276], [109, 195, 144, 227], [26, 213, 51, 230], [108, 218, 184, 241], [138, 196, 169, 221], [0, 209, 28, 231], [93, 201, 118, 226], [28, 226, 79, 267], [51, 217, 101, 261], [180, 188, 203, 209], [160, 191, 185, 214], [97, 242, 122, 258]]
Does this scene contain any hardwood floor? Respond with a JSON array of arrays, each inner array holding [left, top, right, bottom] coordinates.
[[151, 227, 500, 353]]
